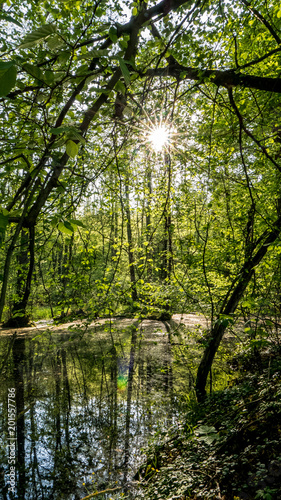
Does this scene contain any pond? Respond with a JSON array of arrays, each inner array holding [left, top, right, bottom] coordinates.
[[0, 316, 230, 499]]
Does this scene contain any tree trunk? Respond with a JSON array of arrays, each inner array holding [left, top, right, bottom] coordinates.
[[146, 163, 153, 280], [4, 225, 35, 328], [125, 179, 138, 304], [196, 212, 281, 401]]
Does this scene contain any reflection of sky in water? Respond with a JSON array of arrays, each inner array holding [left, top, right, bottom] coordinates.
[[21, 397, 173, 498], [0, 326, 189, 499]]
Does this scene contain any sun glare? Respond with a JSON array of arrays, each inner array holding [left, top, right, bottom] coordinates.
[[148, 126, 170, 152], [116, 104, 180, 153]]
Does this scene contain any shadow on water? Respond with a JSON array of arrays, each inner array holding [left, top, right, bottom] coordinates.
[[0, 319, 196, 499]]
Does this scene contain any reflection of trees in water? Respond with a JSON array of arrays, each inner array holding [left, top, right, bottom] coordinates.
[[123, 325, 138, 484], [0, 323, 184, 498], [26, 336, 44, 498], [52, 348, 76, 497], [108, 344, 118, 472]]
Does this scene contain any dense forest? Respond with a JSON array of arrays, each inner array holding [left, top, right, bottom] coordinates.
[[1, 0, 281, 498]]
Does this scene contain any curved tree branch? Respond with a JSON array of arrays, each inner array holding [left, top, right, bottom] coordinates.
[[145, 57, 281, 93]]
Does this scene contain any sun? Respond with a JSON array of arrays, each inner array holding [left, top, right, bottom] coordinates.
[[116, 102, 180, 153], [148, 126, 170, 152]]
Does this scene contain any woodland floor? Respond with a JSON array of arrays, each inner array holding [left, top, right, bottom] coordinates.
[[138, 342, 281, 500]]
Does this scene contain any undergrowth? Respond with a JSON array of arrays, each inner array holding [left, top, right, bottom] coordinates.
[[138, 344, 281, 500]]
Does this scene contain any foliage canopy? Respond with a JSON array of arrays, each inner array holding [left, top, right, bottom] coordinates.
[[1, 0, 281, 398]]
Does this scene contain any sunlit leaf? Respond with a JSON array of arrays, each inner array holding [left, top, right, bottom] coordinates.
[[66, 140, 79, 158], [69, 218, 85, 228], [58, 222, 74, 235], [123, 106, 133, 117], [77, 49, 109, 60]]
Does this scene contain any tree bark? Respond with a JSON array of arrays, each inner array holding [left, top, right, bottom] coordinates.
[[4, 226, 35, 327], [196, 212, 281, 401], [125, 179, 138, 303], [146, 57, 281, 94]]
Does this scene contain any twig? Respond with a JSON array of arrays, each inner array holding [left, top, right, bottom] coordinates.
[[80, 486, 122, 500]]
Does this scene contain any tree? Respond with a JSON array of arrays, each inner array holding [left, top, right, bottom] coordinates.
[[1, 0, 281, 398]]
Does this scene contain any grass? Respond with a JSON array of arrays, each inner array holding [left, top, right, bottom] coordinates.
[[27, 305, 61, 321]]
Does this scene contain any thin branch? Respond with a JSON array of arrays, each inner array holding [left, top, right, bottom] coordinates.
[[80, 486, 122, 500], [228, 87, 281, 173], [238, 47, 281, 70], [241, 0, 281, 45]]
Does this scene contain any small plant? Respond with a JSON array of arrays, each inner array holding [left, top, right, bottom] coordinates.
[[194, 425, 220, 445], [255, 487, 279, 500]]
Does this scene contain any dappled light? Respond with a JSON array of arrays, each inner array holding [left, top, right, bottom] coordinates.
[[1, 0, 281, 498]]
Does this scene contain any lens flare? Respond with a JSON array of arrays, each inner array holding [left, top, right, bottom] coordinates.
[[114, 101, 181, 153], [148, 126, 170, 152]]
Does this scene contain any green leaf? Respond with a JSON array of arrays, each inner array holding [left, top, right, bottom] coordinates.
[[77, 48, 109, 60], [66, 129, 86, 145], [118, 58, 130, 86], [0, 61, 17, 97], [115, 80, 126, 95], [95, 23, 110, 32], [50, 126, 86, 145], [47, 34, 64, 51], [95, 8, 104, 17], [132, 7, 138, 15], [194, 425, 219, 445], [44, 70, 54, 85], [19, 23, 57, 49], [123, 106, 133, 117], [66, 140, 79, 158], [58, 222, 73, 235], [0, 212, 9, 229], [196, 425, 216, 435], [109, 26, 118, 43], [50, 216, 58, 227], [0, 13, 22, 27], [58, 51, 71, 63], [22, 63, 45, 83], [64, 221, 75, 232], [69, 218, 85, 228], [50, 126, 69, 135]]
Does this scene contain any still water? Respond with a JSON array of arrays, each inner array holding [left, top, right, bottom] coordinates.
[[0, 318, 195, 499]]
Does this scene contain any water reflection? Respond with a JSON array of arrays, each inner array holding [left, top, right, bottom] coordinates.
[[0, 319, 190, 499]]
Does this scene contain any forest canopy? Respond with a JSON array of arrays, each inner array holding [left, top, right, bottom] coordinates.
[[1, 0, 281, 399]]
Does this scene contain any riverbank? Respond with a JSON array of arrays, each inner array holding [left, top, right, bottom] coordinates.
[[138, 343, 281, 500]]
